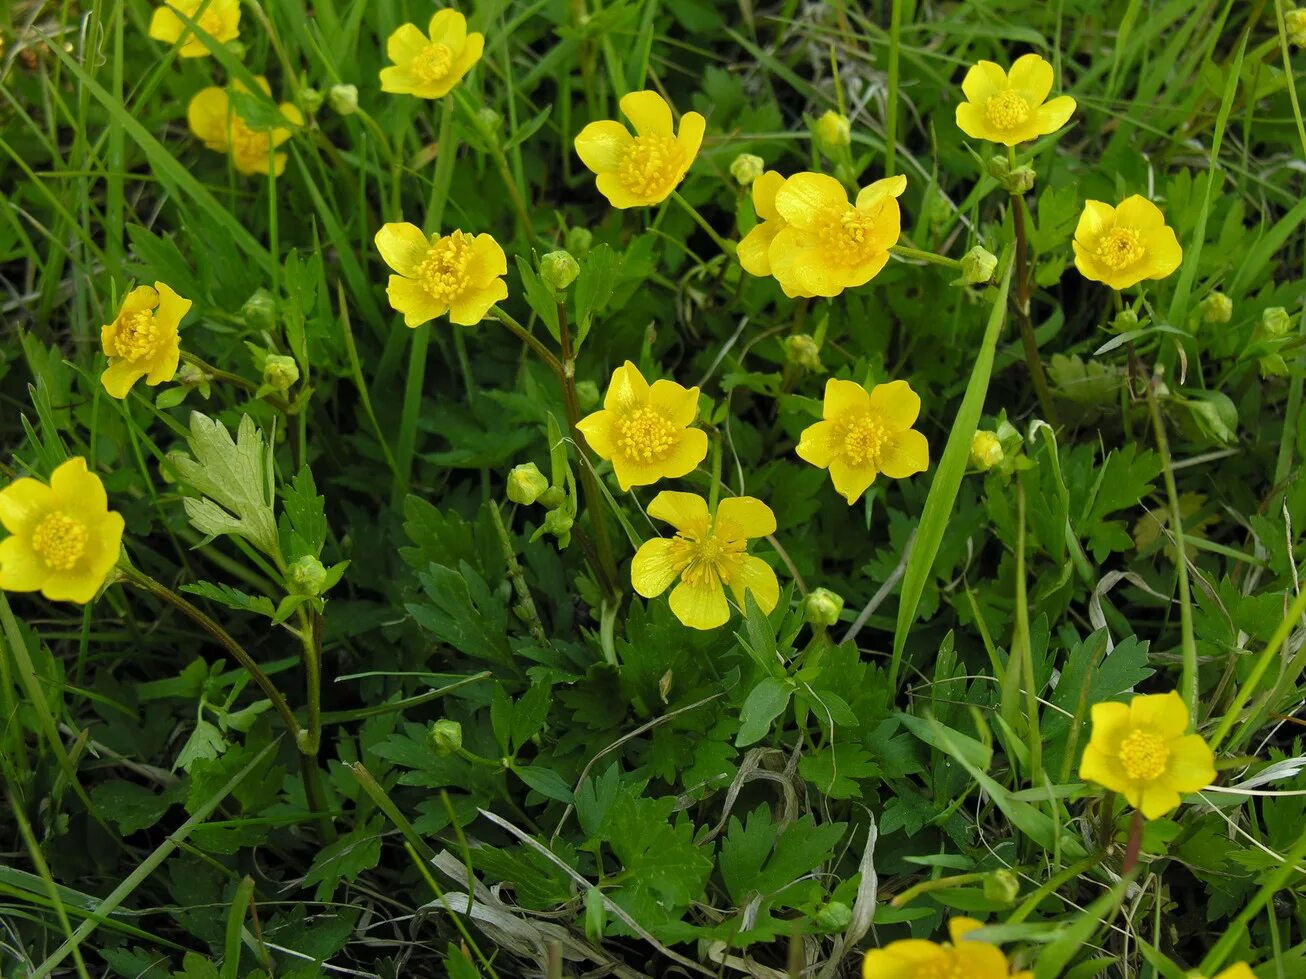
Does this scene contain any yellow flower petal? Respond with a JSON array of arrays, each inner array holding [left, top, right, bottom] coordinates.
[[752, 170, 785, 222], [947, 918, 984, 944], [1214, 964, 1257, 979], [468, 232, 509, 283], [379, 65, 422, 95], [101, 360, 149, 399], [153, 282, 192, 329], [1033, 95, 1077, 136], [1087, 700, 1132, 753], [1135, 781, 1181, 820], [647, 379, 699, 428], [1141, 226, 1183, 281], [862, 948, 925, 979], [594, 172, 646, 209], [960, 60, 1008, 103], [774, 172, 849, 229], [575, 409, 615, 456], [50, 458, 106, 513], [1007, 53, 1054, 104], [427, 8, 467, 49], [1161, 734, 1216, 794], [676, 110, 706, 169], [728, 555, 779, 615], [854, 174, 908, 210], [604, 361, 650, 412], [795, 419, 840, 469], [375, 223, 431, 277], [867, 379, 921, 430], [187, 86, 231, 148], [716, 496, 776, 541], [669, 577, 730, 630], [620, 90, 673, 138], [823, 378, 871, 419], [145, 343, 181, 386], [387, 275, 446, 327], [449, 33, 485, 85], [828, 457, 876, 505], [574, 121, 633, 174], [878, 429, 929, 479], [1079, 743, 1130, 795], [148, 6, 184, 43], [1129, 690, 1189, 739], [0, 535, 46, 593], [647, 491, 710, 536], [448, 280, 507, 326], [386, 23, 429, 63], [954, 102, 992, 142], [0, 478, 52, 535], [39, 562, 108, 604], [631, 538, 682, 598], [769, 227, 842, 297], [738, 221, 780, 277]]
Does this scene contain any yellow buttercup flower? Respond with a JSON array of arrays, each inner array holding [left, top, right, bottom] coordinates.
[[1072, 196, 1183, 291], [0, 458, 125, 605], [100, 282, 191, 399], [955, 53, 1076, 146], [1079, 690, 1216, 820], [574, 90, 705, 209], [148, 0, 240, 58], [797, 379, 928, 505], [862, 918, 1031, 979], [187, 77, 303, 176], [380, 8, 484, 100], [1200, 965, 1256, 979], [737, 170, 787, 278], [575, 362, 708, 491], [632, 492, 778, 631], [374, 222, 508, 327], [767, 172, 906, 299]]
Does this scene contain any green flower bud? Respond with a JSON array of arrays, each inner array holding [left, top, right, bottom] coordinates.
[[478, 107, 502, 132], [173, 362, 208, 388], [1001, 165, 1036, 195], [986, 154, 1011, 182], [1288, 8, 1306, 47], [299, 87, 324, 114], [240, 288, 278, 332], [1112, 308, 1139, 334], [565, 226, 593, 255], [543, 509, 574, 538], [1260, 306, 1291, 340], [983, 869, 1020, 905], [729, 152, 765, 186], [262, 354, 299, 393], [970, 430, 1003, 471], [784, 334, 823, 372], [812, 901, 852, 932], [576, 379, 600, 410], [960, 245, 998, 286], [814, 110, 851, 151], [287, 555, 327, 596], [328, 83, 358, 116], [507, 462, 549, 505], [537, 486, 566, 510], [428, 719, 462, 755], [540, 250, 580, 292], [1200, 291, 1233, 325], [804, 587, 844, 628], [226, 40, 247, 59]]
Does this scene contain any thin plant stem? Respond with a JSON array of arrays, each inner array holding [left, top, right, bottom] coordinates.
[[491, 305, 564, 377], [1014, 480, 1042, 779], [671, 190, 736, 259], [180, 351, 292, 414], [393, 324, 430, 502], [1007, 185, 1057, 424], [889, 244, 962, 269]]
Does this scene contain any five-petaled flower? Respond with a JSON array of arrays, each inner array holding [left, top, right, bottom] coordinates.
[[737, 170, 788, 279], [187, 77, 303, 176], [766, 172, 906, 298], [1079, 690, 1216, 820], [148, 0, 241, 58], [955, 53, 1076, 146], [380, 8, 484, 100], [1072, 195, 1183, 291], [631, 492, 779, 631], [862, 918, 1031, 979], [576, 361, 708, 491], [797, 378, 928, 504], [101, 282, 191, 399], [574, 90, 705, 209], [374, 222, 508, 327], [0, 458, 125, 605]]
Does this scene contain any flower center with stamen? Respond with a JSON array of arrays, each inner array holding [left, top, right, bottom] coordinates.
[[31, 511, 89, 571], [414, 42, 454, 82], [915, 953, 969, 979], [816, 207, 883, 266], [985, 90, 1031, 130], [229, 115, 272, 171], [677, 533, 744, 588], [115, 310, 159, 362], [198, 9, 225, 35], [616, 406, 678, 463], [1095, 227, 1144, 271], [841, 413, 887, 467], [1119, 729, 1169, 781], [617, 135, 684, 198], [416, 232, 473, 304]]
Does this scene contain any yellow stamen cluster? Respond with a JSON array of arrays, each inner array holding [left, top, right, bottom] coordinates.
[[114, 310, 160, 362], [618, 135, 685, 198], [414, 43, 454, 82], [31, 511, 89, 571], [816, 207, 882, 267], [679, 533, 744, 588], [840, 413, 888, 468], [1095, 227, 1144, 270], [1118, 729, 1169, 781], [417, 232, 474, 304], [228, 117, 272, 172], [984, 91, 1031, 130], [616, 406, 678, 463]]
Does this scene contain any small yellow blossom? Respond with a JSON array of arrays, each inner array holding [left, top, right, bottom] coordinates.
[[814, 109, 851, 150], [1288, 8, 1306, 47], [374, 223, 508, 327], [187, 77, 303, 176], [576, 361, 707, 490], [970, 430, 1003, 470], [100, 282, 191, 399], [767, 172, 906, 299], [148, 0, 240, 58], [737, 170, 788, 278], [1079, 690, 1216, 820], [862, 918, 1031, 979], [574, 90, 705, 209], [0, 458, 125, 605], [797, 379, 928, 505], [380, 8, 484, 100], [1072, 196, 1183, 291], [631, 492, 778, 631], [955, 53, 1076, 146]]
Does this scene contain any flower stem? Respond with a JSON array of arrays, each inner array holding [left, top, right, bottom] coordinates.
[[491, 305, 564, 377], [888, 244, 962, 269], [1008, 191, 1057, 424], [179, 351, 292, 414], [671, 191, 736, 260], [393, 323, 430, 502]]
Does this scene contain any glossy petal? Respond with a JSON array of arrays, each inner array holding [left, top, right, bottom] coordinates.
[[1214, 964, 1257, 979], [427, 8, 467, 49], [647, 491, 710, 536], [1129, 690, 1189, 739], [101, 360, 148, 399], [1135, 781, 1181, 820], [960, 60, 1008, 103], [675, 111, 706, 172], [841, 249, 894, 290], [878, 429, 929, 479], [379, 65, 421, 95], [862, 948, 931, 979], [375, 223, 430, 277], [40, 564, 107, 605], [387, 276, 446, 327], [795, 419, 840, 469], [728, 555, 779, 615], [648, 379, 699, 428], [0, 478, 51, 535], [1033, 95, 1076, 135], [854, 174, 907, 210], [604, 361, 651, 413], [574, 122, 633, 176], [716, 496, 776, 541], [823, 378, 871, 419], [828, 457, 876, 505], [145, 341, 181, 386], [1115, 194, 1167, 232], [1074, 200, 1117, 242], [1141, 225, 1183, 281], [448, 279, 507, 326], [737, 221, 780, 277], [148, 6, 184, 43], [50, 458, 106, 514], [1079, 743, 1130, 795], [669, 577, 730, 630], [947, 918, 985, 944], [774, 172, 848, 228], [1007, 53, 1054, 104], [575, 410, 616, 458], [631, 538, 683, 598], [1087, 700, 1132, 754], [0, 536, 45, 593], [449, 33, 485, 84], [1161, 734, 1216, 793], [620, 90, 673, 138], [954, 102, 991, 142], [593, 172, 645, 209], [867, 379, 921, 430], [154, 282, 192, 329], [657, 427, 709, 480], [467, 233, 509, 283], [187, 87, 231, 146], [768, 230, 847, 297], [386, 23, 429, 64], [752, 170, 785, 221]]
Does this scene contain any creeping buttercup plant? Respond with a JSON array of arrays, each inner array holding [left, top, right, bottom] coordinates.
[[1, 1, 1304, 977]]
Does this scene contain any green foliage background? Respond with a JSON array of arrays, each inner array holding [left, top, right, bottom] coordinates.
[[1, 0, 1305, 976]]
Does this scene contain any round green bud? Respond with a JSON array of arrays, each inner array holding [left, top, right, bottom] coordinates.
[[428, 719, 462, 756], [543, 509, 574, 537], [262, 354, 299, 393], [299, 87, 324, 114], [804, 587, 844, 629], [784, 334, 823, 372], [540, 250, 580, 292], [1288, 8, 1306, 47], [1200, 291, 1233, 325], [983, 869, 1020, 905], [173, 362, 208, 388], [576, 379, 600, 411], [226, 40, 247, 59], [970, 430, 1004, 471], [287, 555, 327, 596], [328, 83, 358, 116], [1112, 308, 1139, 334], [960, 245, 998, 286], [1002, 165, 1036, 195], [565, 226, 593, 255], [240, 288, 278, 332], [814, 110, 851, 151], [507, 462, 549, 505], [986, 155, 1011, 182], [477, 107, 502, 132], [1261, 306, 1291, 340], [537, 486, 566, 510], [812, 901, 852, 932], [729, 153, 765, 186]]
